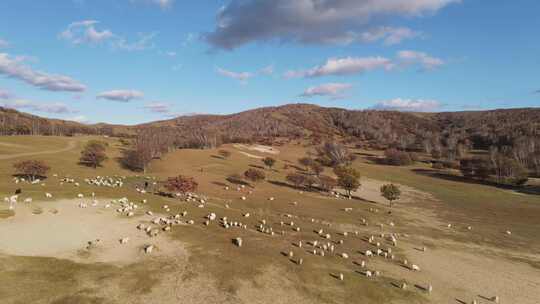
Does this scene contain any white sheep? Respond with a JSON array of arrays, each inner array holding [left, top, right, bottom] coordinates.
[[234, 237, 243, 247], [338, 273, 344, 281], [45, 193, 53, 198], [119, 237, 129, 244], [411, 264, 420, 271], [77, 193, 84, 198], [144, 245, 154, 254]]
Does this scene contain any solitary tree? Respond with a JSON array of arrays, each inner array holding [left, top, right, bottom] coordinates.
[[13, 160, 50, 181], [337, 173, 360, 198], [262, 157, 276, 170], [218, 149, 231, 159], [334, 166, 360, 198], [79, 140, 107, 168], [380, 184, 401, 207], [244, 168, 266, 186], [164, 175, 198, 194]]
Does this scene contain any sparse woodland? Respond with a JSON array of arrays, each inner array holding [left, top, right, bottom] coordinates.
[[3, 104, 539, 186]]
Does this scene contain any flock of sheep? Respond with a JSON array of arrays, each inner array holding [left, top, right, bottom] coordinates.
[[2, 174, 505, 304]]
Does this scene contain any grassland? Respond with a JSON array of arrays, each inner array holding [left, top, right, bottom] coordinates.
[[1, 136, 539, 304]]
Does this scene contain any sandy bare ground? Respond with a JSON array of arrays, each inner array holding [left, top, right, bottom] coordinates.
[[372, 238, 540, 304], [0, 140, 77, 160], [0, 198, 186, 264], [234, 144, 280, 155]]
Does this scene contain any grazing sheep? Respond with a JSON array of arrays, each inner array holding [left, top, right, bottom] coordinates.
[[163, 226, 171, 232], [77, 194, 84, 198], [24, 198, 32, 203], [288, 251, 294, 258], [119, 237, 129, 244], [341, 253, 349, 259], [144, 245, 154, 254], [411, 264, 420, 271], [127, 212, 134, 217], [365, 250, 373, 257], [298, 258, 303, 265], [360, 260, 366, 268], [45, 193, 53, 198], [364, 271, 372, 277], [241, 196, 247, 201], [234, 237, 243, 247], [137, 224, 145, 230], [427, 284, 433, 294], [401, 282, 407, 290], [491, 296, 499, 303], [506, 230, 512, 235], [338, 273, 344, 281]]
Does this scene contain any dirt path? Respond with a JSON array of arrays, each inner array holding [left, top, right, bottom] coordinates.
[[0, 140, 77, 160]]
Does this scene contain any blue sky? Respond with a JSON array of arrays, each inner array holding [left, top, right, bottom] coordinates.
[[0, 0, 538, 124]]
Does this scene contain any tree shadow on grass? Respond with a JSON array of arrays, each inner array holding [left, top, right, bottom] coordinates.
[[411, 168, 540, 195]]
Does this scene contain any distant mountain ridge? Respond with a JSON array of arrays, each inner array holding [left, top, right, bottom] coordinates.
[[1, 104, 539, 149]]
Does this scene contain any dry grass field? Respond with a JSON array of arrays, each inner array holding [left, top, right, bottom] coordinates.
[[1, 136, 539, 304]]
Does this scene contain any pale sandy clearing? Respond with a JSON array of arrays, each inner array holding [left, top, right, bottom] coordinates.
[[234, 144, 280, 155], [0, 198, 187, 264]]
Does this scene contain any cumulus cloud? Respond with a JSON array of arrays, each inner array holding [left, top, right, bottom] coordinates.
[[143, 102, 171, 113], [70, 115, 90, 124], [60, 21, 155, 51], [97, 90, 144, 102], [217, 67, 254, 83], [0, 99, 75, 114], [372, 98, 441, 112], [0, 53, 86, 92], [285, 56, 393, 78], [300, 83, 352, 99], [397, 50, 444, 70], [360, 27, 421, 45], [59, 20, 113, 44], [205, 0, 458, 50], [0, 39, 10, 48]]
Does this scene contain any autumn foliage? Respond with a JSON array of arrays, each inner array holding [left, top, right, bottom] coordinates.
[[13, 160, 50, 181], [164, 175, 198, 194]]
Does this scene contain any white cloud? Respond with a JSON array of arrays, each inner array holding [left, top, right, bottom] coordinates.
[[360, 27, 421, 45], [143, 102, 171, 113], [285, 56, 393, 78], [113, 32, 157, 51], [372, 98, 441, 112], [0, 99, 75, 114], [59, 20, 113, 44], [259, 65, 274, 75], [397, 50, 444, 70], [300, 83, 352, 99], [153, 0, 173, 9], [70, 115, 90, 124], [217, 67, 253, 83], [0, 53, 86, 92], [0, 39, 10, 49], [97, 90, 144, 102], [60, 21, 156, 51], [130, 0, 174, 9], [205, 0, 459, 50]]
